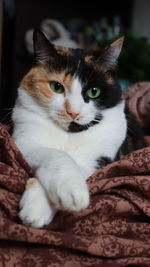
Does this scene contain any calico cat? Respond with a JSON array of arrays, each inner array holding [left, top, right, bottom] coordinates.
[[12, 29, 144, 228]]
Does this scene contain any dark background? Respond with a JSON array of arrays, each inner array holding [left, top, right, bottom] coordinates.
[[0, 0, 133, 123]]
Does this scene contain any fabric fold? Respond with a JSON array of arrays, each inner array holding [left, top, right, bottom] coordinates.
[[0, 123, 150, 266]]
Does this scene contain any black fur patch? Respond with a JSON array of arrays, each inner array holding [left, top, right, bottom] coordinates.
[[97, 107, 146, 167], [96, 156, 112, 169], [115, 106, 146, 158], [68, 114, 103, 133]]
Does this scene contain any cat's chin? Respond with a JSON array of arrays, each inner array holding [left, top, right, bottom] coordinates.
[[51, 117, 102, 133], [67, 114, 103, 133]]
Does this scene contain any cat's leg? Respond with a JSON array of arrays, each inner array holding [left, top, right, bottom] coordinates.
[[19, 178, 56, 228], [25, 147, 90, 213]]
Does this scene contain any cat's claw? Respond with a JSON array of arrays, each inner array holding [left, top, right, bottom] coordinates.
[[19, 178, 56, 228]]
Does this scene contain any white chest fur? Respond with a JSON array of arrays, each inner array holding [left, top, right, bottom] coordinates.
[[13, 99, 127, 178], [45, 102, 126, 177]]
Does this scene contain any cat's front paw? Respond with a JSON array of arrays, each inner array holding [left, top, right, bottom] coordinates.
[[19, 178, 56, 228], [48, 177, 90, 212]]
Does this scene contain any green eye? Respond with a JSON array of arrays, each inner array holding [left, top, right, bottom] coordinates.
[[86, 88, 101, 99], [49, 81, 64, 94]]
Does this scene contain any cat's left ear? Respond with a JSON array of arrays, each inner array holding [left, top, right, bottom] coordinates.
[[33, 28, 57, 63], [104, 37, 124, 67]]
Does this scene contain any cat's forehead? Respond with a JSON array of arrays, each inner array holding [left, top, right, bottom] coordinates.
[[47, 46, 106, 77], [56, 47, 101, 64]]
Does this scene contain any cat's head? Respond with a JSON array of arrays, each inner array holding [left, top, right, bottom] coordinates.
[[21, 29, 124, 132]]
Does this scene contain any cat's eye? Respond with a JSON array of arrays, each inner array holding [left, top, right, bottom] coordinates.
[[86, 88, 101, 99], [49, 81, 65, 94]]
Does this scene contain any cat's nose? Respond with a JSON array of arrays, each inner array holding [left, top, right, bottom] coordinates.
[[67, 110, 79, 119]]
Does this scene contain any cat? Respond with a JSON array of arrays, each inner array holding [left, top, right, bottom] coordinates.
[[12, 29, 145, 228]]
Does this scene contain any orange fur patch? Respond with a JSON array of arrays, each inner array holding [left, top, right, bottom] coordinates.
[[21, 66, 54, 102], [64, 99, 72, 112], [26, 178, 38, 189], [106, 76, 115, 85], [54, 45, 73, 56], [84, 55, 109, 73], [84, 55, 94, 64], [21, 66, 75, 103], [63, 73, 74, 90]]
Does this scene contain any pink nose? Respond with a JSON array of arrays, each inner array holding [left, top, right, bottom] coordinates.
[[67, 110, 79, 119]]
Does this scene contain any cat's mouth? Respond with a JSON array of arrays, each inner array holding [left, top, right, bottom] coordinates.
[[67, 114, 103, 132], [49, 111, 102, 132], [68, 116, 102, 132]]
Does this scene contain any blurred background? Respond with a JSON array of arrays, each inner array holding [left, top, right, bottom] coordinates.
[[0, 0, 150, 124]]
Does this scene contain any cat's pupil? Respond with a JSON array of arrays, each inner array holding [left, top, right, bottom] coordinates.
[[50, 81, 64, 94], [55, 83, 61, 91], [92, 88, 97, 95]]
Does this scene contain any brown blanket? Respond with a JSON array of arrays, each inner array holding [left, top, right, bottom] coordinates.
[[0, 123, 150, 266], [124, 82, 150, 128]]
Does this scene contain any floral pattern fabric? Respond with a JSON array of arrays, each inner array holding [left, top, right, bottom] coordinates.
[[0, 123, 150, 266]]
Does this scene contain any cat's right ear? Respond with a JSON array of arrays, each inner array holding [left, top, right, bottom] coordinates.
[[33, 29, 57, 63]]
